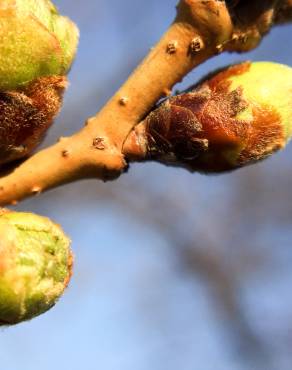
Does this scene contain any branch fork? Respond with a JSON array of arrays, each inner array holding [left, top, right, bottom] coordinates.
[[0, 0, 291, 205]]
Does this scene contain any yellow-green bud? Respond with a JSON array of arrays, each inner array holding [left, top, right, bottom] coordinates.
[[0, 0, 79, 90], [0, 0, 79, 165], [228, 62, 292, 141], [0, 210, 72, 325]]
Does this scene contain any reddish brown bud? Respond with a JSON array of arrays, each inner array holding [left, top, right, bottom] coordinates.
[[0, 76, 67, 165], [124, 62, 292, 173]]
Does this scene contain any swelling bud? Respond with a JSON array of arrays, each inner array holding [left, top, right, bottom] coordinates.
[[0, 0, 78, 90], [0, 210, 72, 325], [0, 0, 79, 165], [125, 62, 292, 172]]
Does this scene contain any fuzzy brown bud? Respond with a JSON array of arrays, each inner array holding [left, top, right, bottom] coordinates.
[[125, 62, 292, 173]]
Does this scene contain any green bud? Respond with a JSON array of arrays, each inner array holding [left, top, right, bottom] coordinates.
[[0, 210, 72, 325], [0, 0, 79, 90]]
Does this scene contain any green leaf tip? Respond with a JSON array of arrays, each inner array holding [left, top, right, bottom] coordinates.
[[0, 209, 73, 326], [0, 0, 79, 90]]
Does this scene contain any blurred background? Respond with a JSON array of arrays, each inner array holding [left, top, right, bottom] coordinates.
[[1, 1, 292, 369]]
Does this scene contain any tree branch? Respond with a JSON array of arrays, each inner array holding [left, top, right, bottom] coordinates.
[[0, 0, 291, 206]]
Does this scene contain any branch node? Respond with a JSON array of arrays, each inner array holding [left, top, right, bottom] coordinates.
[[92, 137, 106, 150], [166, 40, 178, 54], [119, 97, 129, 106], [61, 150, 70, 157], [189, 36, 205, 53], [31, 186, 42, 195]]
